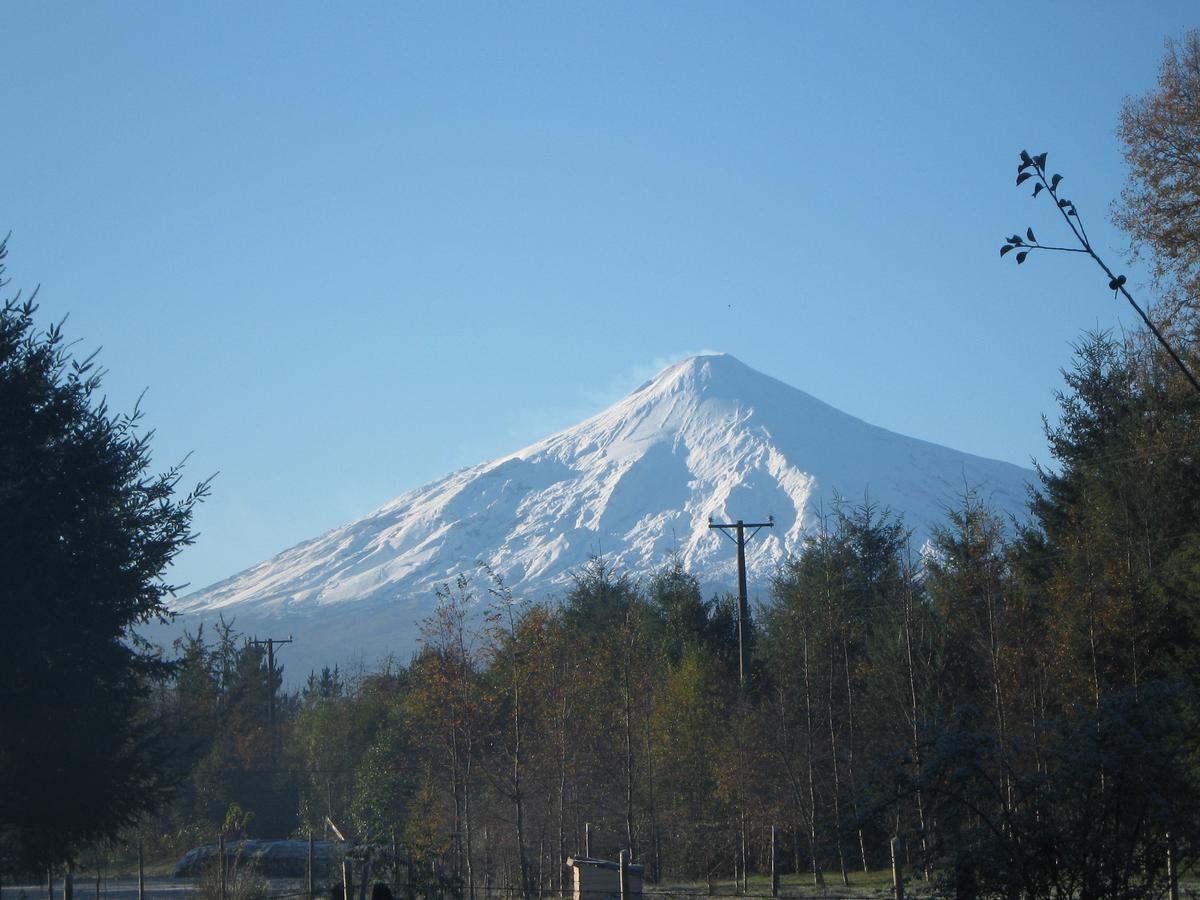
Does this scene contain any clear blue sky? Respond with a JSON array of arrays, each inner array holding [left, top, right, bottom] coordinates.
[[4, 3, 1196, 594]]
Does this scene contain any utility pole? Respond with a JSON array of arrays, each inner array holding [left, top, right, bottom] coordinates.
[[251, 635, 293, 731], [709, 516, 773, 684]]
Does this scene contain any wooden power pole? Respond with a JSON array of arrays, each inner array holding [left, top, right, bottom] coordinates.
[[708, 516, 773, 684], [251, 635, 293, 731]]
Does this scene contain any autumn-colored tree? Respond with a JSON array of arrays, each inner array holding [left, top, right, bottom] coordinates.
[[409, 574, 486, 898], [649, 645, 727, 879], [1116, 30, 1200, 332], [762, 540, 831, 886], [479, 568, 540, 900]]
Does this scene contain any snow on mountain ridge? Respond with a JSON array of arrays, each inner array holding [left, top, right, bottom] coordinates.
[[172, 354, 1033, 669]]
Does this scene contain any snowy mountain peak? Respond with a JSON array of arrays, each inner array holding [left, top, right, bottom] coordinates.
[[624, 352, 808, 409], [167, 354, 1033, 675]]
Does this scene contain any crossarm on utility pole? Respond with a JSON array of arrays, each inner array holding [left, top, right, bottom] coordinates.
[[251, 636, 293, 758], [708, 516, 774, 684]]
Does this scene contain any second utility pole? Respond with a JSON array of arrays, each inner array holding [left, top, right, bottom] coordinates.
[[708, 516, 773, 684], [251, 635, 293, 731]]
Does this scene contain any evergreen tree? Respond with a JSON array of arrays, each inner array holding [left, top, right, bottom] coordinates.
[[561, 555, 641, 641], [1032, 332, 1197, 702], [0, 239, 209, 871], [647, 557, 707, 662]]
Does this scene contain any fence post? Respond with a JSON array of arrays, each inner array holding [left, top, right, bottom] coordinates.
[[46, 869, 52, 900], [770, 826, 778, 898], [740, 818, 748, 896], [619, 849, 629, 900], [62, 866, 71, 900], [1168, 832, 1179, 900], [137, 844, 144, 900], [307, 833, 314, 900], [218, 835, 226, 900], [890, 837, 904, 900]]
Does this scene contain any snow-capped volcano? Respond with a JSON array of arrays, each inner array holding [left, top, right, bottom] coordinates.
[[165, 354, 1032, 674]]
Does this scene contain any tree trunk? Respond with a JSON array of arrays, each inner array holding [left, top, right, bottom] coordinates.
[[803, 635, 822, 887], [825, 620, 848, 885], [842, 632, 868, 872], [902, 576, 930, 878]]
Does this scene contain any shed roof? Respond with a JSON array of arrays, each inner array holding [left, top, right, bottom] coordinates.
[[565, 856, 645, 875]]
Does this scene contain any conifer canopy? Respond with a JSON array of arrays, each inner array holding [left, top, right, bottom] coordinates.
[[0, 238, 209, 872]]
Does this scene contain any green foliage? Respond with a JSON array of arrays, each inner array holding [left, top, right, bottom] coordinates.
[[0, 239, 209, 872], [350, 740, 407, 839], [222, 804, 255, 839], [292, 668, 410, 839], [648, 557, 739, 671], [1032, 331, 1200, 699], [162, 620, 298, 841], [561, 555, 642, 640], [649, 645, 727, 876], [647, 557, 707, 661], [912, 687, 1198, 900]]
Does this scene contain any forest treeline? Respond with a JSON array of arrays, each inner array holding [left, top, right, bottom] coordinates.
[[131, 328, 1200, 899]]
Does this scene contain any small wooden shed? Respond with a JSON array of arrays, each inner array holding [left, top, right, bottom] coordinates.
[[564, 855, 643, 900]]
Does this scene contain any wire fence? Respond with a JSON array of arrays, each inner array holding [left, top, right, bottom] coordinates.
[[3, 873, 911, 900], [13, 878, 1200, 900]]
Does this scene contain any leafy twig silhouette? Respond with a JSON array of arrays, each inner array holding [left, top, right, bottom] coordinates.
[[1002, 150, 1200, 395]]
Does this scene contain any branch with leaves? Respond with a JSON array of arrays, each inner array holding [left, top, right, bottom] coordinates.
[[1001, 150, 1200, 395]]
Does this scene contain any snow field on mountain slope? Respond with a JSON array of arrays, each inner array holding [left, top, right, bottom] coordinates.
[[176, 354, 1033, 621]]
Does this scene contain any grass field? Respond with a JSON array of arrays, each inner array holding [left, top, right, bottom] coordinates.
[[646, 867, 906, 898], [17, 856, 1197, 900]]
